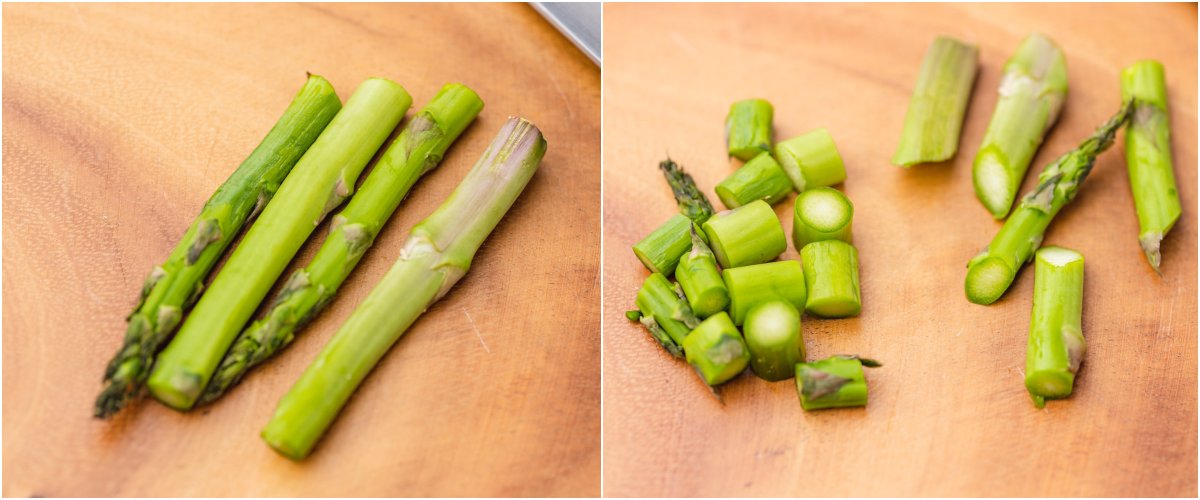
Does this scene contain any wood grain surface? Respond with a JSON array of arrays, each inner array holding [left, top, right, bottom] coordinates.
[[602, 3, 1197, 497], [3, 3, 599, 497]]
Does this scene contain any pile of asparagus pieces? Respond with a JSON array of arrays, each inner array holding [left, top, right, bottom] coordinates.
[[628, 100, 879, 411], [96, 74, 547, 459]]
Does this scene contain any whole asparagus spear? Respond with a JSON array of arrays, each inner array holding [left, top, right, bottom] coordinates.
[[965, 102, 1131, 305], [94, 75, 342, 418], [262, 117, 546, 460], [147, 78, 412, 410], [200, 84, 484, 404]]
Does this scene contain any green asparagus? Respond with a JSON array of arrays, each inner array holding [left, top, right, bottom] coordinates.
[[723, 260, 806, 326], [1025, 246, 1085, 408], [675, 226, 729, 318], [715, 152, 793, 208], [725, 98, 774, 161], [1122, 60, 1181, 273], [744, 301, 803, 382], [792, 187, 853, 250], [702, 199, 787, 268], [632, 159, 715, 276], [774, 128, 846, 192], [682, 311, 751, 386], [635, 272, 700, 357], [892, 36, 979, 167], [795, 355, 879, 410], [801, 240, 862, 318]]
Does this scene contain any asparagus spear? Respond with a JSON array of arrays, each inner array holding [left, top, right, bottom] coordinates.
[[795, 355, 880, 410], [147, 78, 412, 410], [1122, 60, 1181, 273], [715, 152, 792, 208], [94, 75, 342, 418], [675, 226, 729, 318], [1025, 246, 1085, 408], [702, 199, 787, 268], [725, 98, 774, 161], [200, 84, 484, 404], [744, 300, 804, 382], [792, 187, 853, 250], [973, 33, 1068, 219], [774, 128, 847, 192], [801, 240, 862, 318], [262, 117, 545, 460], [723, 260, 806, 326], [682, 312, 751, 386], [635, 272, 701, 357], [965, 102, 1131, 305], [631, 159, 714, 276], [892, 36, 979, 167]]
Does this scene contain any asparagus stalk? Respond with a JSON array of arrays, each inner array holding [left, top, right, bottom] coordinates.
[[744, 301, 804, 382], [682, 312, 751, 386], [892, 36, 979, 167], [262, 117, 545, 460], [200, 84, 484, 404], [801, 240, 862, 318], [1025, 246, 1085, 408], [973, 33, 1068, 219], [675, 226, 729, 318], [635, 272, 701, 357], [702, 199, 787, 268], [774, 128, 847, 192], [1122, 60, 1181, 273], [94, 75, 342, 418], [725, 98, 774, 161], [795, 355, 880, 410], [715, 152, 793, 208], [792, 187, 853, 250], [723, 260, 806, 326], [965, 102, 1132, 305], [147, 78, 412, 410], [631, 159, 714, 276]]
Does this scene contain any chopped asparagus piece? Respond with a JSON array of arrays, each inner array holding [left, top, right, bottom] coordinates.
[[682, 312, 751, 386], [722, 260, 806, 326], [715, 152, 793, 208], [633, 214, 706, 276], [892, 36, 979, 167], [636, 272, 701, 357], [801, 240, 861, 318], [792, 187, 854, 250], [659, 158, 715, 223], [744, 301, 804, 382], [774, 128, 846, 192], [795, 355, 877, 410], [1026, 246, 1086, 408], [676, 227, 730, 318], [1122, 60, 1181, 273], [702, 199, 787, 268], [725, 98, 774, 161]]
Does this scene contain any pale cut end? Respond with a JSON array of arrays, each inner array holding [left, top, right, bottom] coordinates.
[[799, 188, 852, 232], [973, 151, 1014, 219], [1036, 246, 1084, 267], [1140, 231, 1164, 274], [965, 256, 1014, 305]]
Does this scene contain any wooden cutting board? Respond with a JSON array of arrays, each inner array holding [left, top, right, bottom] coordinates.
[[603, 3, 1196, 497], [3, 3, 599, 496]]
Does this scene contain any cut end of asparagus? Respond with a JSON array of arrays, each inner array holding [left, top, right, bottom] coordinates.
[[973, 150, 1015, 219], [1037, 245, 1083, 266], [805, 296, 862, 318], [632, 245, 664, 275], [965, 256, 1014, 305], [1139, 231, 1164, 274], [262, 429, 309, 461], [146, 369, 203, 411], [1025, 369, 1075, 400], [797, 188, 853, 233]]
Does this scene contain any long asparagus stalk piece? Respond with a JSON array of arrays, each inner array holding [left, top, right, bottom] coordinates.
[[892, 36, 979, 167], [965, 102, 1131, 305], [147, 78, 412, 410], [94, 75, 342, 418], [1025, 246, 1085, 408], [261, 117, 546, 460], [200, 84, 484, 404], [1122, 60, 1181, 273]]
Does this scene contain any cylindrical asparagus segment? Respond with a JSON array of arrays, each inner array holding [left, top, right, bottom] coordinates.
[[774, 128, 847, 192], [1122, 60, 1181, 273], [635, 272, 701, 357], [715, 152, 793, 208], [702, 200, 787, 269], [723, 260, 806, 326], [660, 158, 715, 223], [147, 78, 412, 410], [892, 36, 979, 167], [965, 102, 1131, 305], [725, 98, 774, 161], [200, 84, 484, 404], [676, 227, 730, 318], [262, 117, 546, 460], [792, 187, 853, 250], [1025, 246, 1086, 408], [94, 75, 342, 418], [682, 312, 751, 386], [973, 33, 1068, 219], [795, 355, 878, 410], [801, 240, 861, 318], [632, 214, 706, 276], [744, 301, 804, 382]]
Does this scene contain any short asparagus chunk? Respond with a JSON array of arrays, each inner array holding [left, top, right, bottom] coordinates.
[[795, 355, 879, 410], [262, 117, 546, 460], [774, 128, 847, 192], [636, 272, 701, 357], [682, 312, 751, 386], [1025, 247, 1085, 408], [966, 102, 1131, 305], [715, 152, 793, 208], [723, 260, 807, 326], [1122, 60, 1181, 273], [801, 240, 862, 318], [725, 99, 774, 161], [702, 200, 787, 268], [675, 227, 730, 318], [792, 187, 854, 249], [973, 33, 1068, 219], [893, 36, 979, 167], [744, 301, 804, 382]]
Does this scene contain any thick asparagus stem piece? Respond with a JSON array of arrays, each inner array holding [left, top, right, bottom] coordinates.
[[795, 355, 879, 410], [147, 78, 412, 410], [973, 33, 1068, 219], [792, 187, 853, 250], [725, 98, 774, 161], [262, 117, 545, 460], [801, 240, 862, 318], [201, 84, 484, 404], [631, 159, 714, 276], [744, 301, 804, 382], [715, 152, 793, 208], [94, 75, 342, 418], [1122, 60, 1181, 273], [682, 312, 751, 386], [702, 200, 787, 268], [676, 226, 729, 318], [965, 102, 1132, 305], [635, 272, 701, 357], [723, 260, 806, 326], [774, 129, 847, 192], [1025, 246, 1085, 408], [892, 36, 979, 167]]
